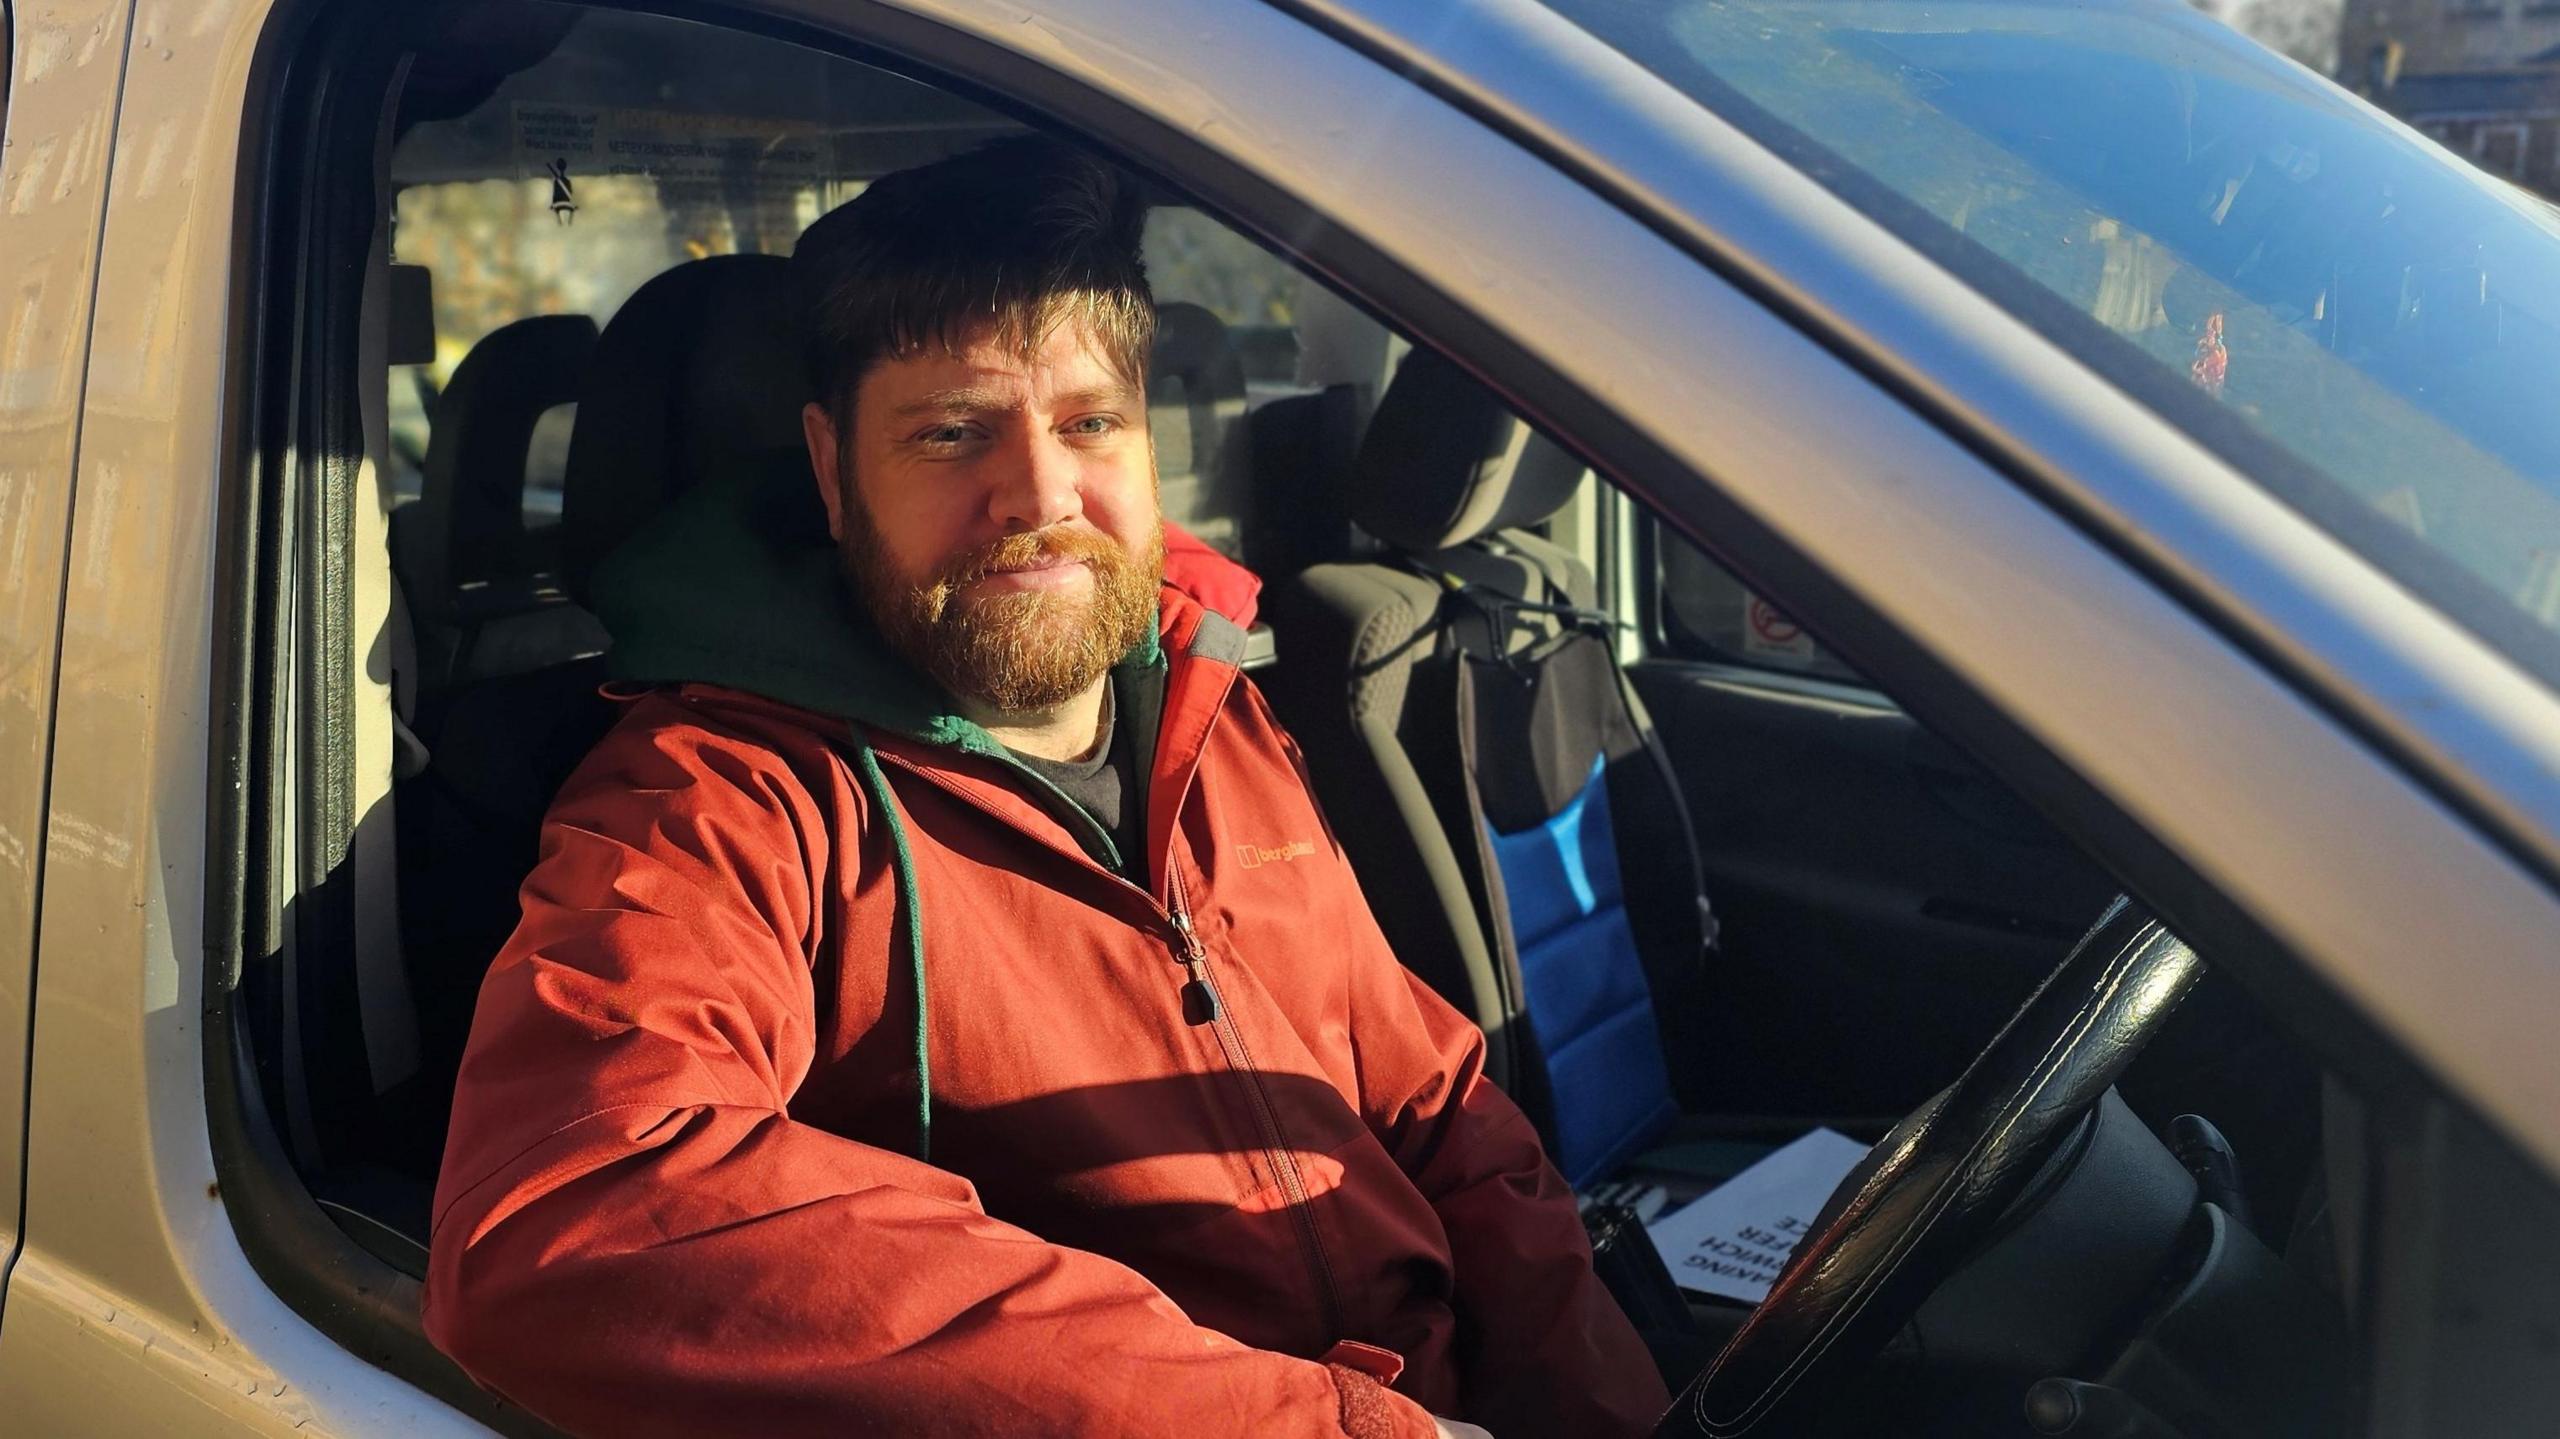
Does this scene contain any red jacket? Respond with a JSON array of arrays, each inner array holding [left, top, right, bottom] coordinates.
[[422, 475, 1663, 1438], [1161, 522, 1261, 627]]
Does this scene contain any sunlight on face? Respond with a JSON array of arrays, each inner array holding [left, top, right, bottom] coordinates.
[[805, 321, 1166, 715]]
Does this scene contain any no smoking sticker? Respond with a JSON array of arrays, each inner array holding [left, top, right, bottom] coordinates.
[[1742, 594, 1816, 660]]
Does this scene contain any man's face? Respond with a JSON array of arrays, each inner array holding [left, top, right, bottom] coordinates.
[[803, 319, 1165, 717]]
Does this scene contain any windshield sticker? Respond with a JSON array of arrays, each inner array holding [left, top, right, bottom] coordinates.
[[1742, 593, 1817, 663]]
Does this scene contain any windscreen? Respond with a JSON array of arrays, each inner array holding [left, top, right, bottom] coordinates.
[[1549, 0, 2560, 685]]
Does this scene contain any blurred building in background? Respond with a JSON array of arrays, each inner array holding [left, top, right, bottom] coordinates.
[[2343, 0, 2560, 195]]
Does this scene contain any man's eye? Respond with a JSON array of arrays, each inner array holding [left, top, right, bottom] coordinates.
[[1065, 415, 1122, 436], [919, 424, 975, 445]]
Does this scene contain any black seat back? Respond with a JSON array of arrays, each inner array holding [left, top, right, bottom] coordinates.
[[563, 254, 804, 603], [393, 312, 602, 689], [400, 255, 810, 1125]]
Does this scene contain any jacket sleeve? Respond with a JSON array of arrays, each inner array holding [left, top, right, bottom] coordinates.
[[1346, 954, 1672, 1438], [423, 704, 1436, 1439]]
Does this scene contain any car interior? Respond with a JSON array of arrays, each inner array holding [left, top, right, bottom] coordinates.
[[217, 2, 2538, 1435]]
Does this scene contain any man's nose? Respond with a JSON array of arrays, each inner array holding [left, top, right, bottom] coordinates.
[[987, 430, 1084, 533]]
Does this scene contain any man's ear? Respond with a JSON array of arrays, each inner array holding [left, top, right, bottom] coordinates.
[[802, 401, 847, 542]]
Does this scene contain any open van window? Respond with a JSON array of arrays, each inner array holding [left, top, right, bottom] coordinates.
[[244, 0, 1402, 1332]]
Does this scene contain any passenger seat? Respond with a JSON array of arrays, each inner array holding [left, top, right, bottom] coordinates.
[[394, 256, 810, 1168], [391, 312, 608, 693]]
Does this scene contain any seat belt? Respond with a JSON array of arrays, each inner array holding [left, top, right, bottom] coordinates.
[[1611, 667, 1720, 955], [1395, 609, 1541, 1115]]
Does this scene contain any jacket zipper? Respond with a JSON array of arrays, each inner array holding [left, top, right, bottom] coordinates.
[[1165, 863, 1345, 1347], [866, 666, 1346, 1344]]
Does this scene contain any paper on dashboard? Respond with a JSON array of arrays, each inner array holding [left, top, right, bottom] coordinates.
[[1644, 1127, 1870, 1305]]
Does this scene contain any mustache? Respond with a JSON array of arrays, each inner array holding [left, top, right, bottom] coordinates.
[[934, 527, 1124, 590]]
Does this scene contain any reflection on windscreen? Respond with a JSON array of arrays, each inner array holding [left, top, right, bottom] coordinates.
[[1556, 0, 2560, 675]]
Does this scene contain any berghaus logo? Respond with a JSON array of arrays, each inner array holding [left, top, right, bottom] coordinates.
[[1235, 839, 1318, 869]]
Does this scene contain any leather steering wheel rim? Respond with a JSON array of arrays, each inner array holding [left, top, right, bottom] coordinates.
[[1664, 897, 2204, 1437]]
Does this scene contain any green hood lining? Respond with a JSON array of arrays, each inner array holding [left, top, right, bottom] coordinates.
[[588, 459, 1174, 1160], [591, 459, 1163, 744]]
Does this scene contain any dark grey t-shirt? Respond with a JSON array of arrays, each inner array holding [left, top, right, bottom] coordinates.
[[1010, 670, 1154, 874]]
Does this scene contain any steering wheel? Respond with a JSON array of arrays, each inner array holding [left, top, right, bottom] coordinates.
[[1661, 897, 2204, 1437]]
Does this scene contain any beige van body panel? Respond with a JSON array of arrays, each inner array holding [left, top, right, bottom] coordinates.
[[0, 0, 129, 1277], [0, 0, 486, 1431]]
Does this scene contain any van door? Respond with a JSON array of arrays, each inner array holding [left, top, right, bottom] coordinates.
[[0, 0, 129, 1319], [1627, 524, 2120, 1122]]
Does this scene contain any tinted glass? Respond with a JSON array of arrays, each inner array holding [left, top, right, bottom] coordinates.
[[1549, 0, 2560, 686]]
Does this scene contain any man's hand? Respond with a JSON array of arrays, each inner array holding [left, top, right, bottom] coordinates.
[[1433, 1419, 1494, 1439]]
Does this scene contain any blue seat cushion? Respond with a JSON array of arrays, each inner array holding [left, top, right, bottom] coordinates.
[[1485, 753, 1678, 1186]]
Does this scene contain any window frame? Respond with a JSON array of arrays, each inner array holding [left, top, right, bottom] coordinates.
[[209, 0, 524, 1426], [213, 4, 1481, 1419]]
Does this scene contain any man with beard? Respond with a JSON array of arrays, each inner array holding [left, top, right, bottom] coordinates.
[[423, 138, 1666, 1439]]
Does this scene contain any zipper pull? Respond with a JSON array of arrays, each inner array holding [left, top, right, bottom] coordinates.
[[1169, 882, 1220, 1027], [1179, 953, 1221, 1027]]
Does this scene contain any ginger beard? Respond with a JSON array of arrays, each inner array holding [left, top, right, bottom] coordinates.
[[839, 488, 1166, 716]]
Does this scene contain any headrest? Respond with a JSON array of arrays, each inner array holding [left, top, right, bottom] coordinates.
[[562, 254, 809, 601], [1149, 301, 1247, 480], [386, 264, 438, 367], [1349, 348, 1583, 554], [1149, 301, 1252, 553], [402, 312, 597, 609]]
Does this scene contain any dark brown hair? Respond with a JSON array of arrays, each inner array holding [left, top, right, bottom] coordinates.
[[791, 135, 1156, 425]]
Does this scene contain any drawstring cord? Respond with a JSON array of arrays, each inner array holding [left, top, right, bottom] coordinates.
[[851, 737, 932, 1163]]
